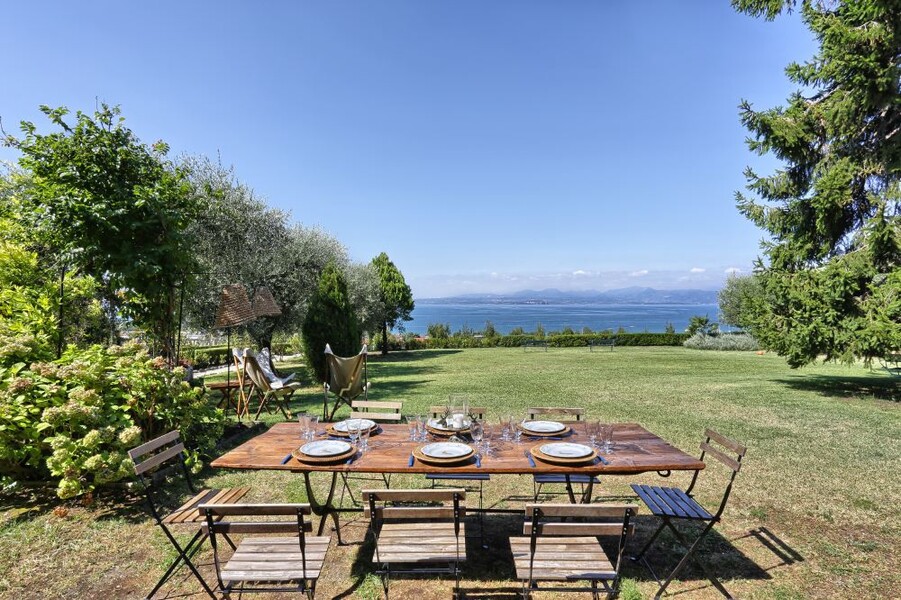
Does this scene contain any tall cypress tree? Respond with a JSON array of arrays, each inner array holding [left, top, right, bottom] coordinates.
[[371, 252, 414, 355], [302, 264, 360, 382], [734, 0, 901, 367]]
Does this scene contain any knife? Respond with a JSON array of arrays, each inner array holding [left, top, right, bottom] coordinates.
[[280, 453, 293, 465], [524, 451, 536, 468]]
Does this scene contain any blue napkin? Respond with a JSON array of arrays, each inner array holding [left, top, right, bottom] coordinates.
[[526, 453, 537, 468], [407, 453, 415, 467], [346, 452, 359, 465], [280, 453, 293, 465], [597, 455, 610, 465], [475, 454, 482, 468]]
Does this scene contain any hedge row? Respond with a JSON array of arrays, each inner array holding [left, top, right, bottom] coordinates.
[[372, 332, 690, 351], [183, 342, 296, 369]]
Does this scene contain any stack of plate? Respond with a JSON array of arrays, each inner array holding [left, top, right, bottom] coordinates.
[[292, 440, 356, 463], [530, 442, 597, 465], [412, 441, 474, 465], [519, 420, 571, 437], [328, 418, 378, 437]]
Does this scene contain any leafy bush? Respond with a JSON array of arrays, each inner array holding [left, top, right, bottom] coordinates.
[[302, 264, 361, 382], [683, 332, 760, 351], [0, 342, 224, 498]]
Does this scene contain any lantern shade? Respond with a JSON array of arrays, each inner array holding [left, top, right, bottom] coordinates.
[[252, 286, 282, 318], [214, 284, 255, 328]]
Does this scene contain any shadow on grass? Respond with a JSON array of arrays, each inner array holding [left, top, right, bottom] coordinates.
[[774, 373, 899, 402]]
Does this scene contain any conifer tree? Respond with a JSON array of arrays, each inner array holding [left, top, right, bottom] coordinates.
[[302, 264, 360, 382]]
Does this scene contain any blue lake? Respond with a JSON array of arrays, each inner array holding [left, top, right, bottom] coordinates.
[[401, 303, 721, 335]]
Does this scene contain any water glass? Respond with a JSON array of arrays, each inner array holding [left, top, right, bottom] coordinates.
[[600, 423, 614, 454], [407, 416, 419, 441], [586, 420, 600, 449], [482, 422, 494, 455], [513, 417, 526, 443], [499, 415, 512, 441], [308, 415, 320, 440], [359, 422, 371, 452], [416, 415, 428, 441], [298, 413, 311, 439], [348, 421, 360, 448]]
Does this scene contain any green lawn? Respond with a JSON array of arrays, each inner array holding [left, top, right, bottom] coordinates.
[[1, 347, 898, 599]]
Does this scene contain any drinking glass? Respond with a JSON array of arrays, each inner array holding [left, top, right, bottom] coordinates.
[[359, 422, 371, 452], [308, 415, 320, 440], [415, 414, 427, 441], [298, 413, 311, 439], [348, 420, 360, 448], [600, 423, 614, 454], [470, 419, 484, 452], [482, 422, 494, 455], [586, 420, 600, 449], [513, 417, 526, 443], [407, 415, 419, 441], [499, 415, 512, 441]]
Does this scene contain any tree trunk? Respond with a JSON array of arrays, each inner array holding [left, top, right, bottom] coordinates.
[[381, 320, 389, 355]]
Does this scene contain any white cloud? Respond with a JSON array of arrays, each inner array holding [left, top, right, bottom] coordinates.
[[690, 267, 706, 273], [724, 267, 742, 275], [572, 269, 590, 277], [630, 269, 649, 277]]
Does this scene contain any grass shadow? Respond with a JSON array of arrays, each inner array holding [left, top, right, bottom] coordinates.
[[774, 373, 899, 402]]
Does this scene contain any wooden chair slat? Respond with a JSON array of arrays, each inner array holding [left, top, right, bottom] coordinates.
[[209, 522, 313, 534], [429, 406, 488, 418], [128, 430, 180, 460], [365, 506, 464, 520], [705, 428, 747, 456], [526, 503, 638, 518], [199, 503, 312, 517], [527, 407, 585, 419], [700, 442, 742, 472], [133, 443, 185, 476], [350, 411, 402, 422], [362, 488, 465, 502], [353, 401, 403, 410], [221, 570, 321, 582], [523, 522, 631, 536], [633, 484, 678, 517], [660, 487, 713, 520]]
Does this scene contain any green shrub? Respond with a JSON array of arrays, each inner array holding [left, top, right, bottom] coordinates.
[[302, 264, 361, 382], [683, 332, 760, 351], [0, 342, 225, 498]]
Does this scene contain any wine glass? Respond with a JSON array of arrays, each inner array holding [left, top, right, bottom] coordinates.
[[470, 419, 484, 452]]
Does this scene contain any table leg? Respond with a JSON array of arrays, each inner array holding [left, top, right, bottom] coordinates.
[[581, 476, 595, 504], [564, 475, 576, 504], [302, 471, 344, 545]]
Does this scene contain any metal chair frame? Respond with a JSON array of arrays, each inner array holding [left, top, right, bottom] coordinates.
[[337, 400, 401, 506], [630, 428, 747, 599], [526, 407, 599, 502], [129, 431, 242, 600]]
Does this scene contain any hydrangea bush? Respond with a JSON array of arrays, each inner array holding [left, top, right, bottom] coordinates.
[[0, 341, 224, 498]]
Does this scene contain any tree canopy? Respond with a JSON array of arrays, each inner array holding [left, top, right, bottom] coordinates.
[[302, 264, 361, 382], [371, 252, 414, 354], [4, 105, 198, 358], [733, 0, 901, 367]]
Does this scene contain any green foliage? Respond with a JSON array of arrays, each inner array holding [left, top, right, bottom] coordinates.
[[302, 265, 361, 382], [371, 252, 414, 354], [687, 314, 719, 336], [5, 104, 199, 357], [427, 322, 452, 339], [375, 331, 690, 350], [0, 342, 224, 498], [684, 332, 760, 351], [665, 322, 676, 334], [718, 274, 765, 329], [734, 0, 901, 366]]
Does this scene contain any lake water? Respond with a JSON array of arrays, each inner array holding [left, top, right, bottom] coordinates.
[[402, 303, 721, 335]]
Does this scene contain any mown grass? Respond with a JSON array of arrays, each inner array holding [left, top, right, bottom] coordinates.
[[1, 347, 898, 599]]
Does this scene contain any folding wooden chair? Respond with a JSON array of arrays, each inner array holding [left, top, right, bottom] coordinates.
[[129, 431, 250, 599], [425, 406, 489, 546], [509, 502, 638, 599], [526, 407, 600, 502], [200, 503, 331, 599], [338, 400, 403, 505], [243, 352, 301, 420], [630, 428, 747, 599], [363, 489, 467, 599]]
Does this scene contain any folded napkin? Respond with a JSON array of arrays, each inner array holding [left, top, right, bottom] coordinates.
[[475, 454, 482, 468], [407, 453, 415, 467], [346, 452, 359, 465], [526, 453, 537, 468], [596, 455, 610, 465], [280, 453, 293, 465]]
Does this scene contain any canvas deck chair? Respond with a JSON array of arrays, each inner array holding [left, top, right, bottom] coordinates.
[[244, 352, 301, 420], [322, 344, 370, 421], [629, 428, 747, 599]]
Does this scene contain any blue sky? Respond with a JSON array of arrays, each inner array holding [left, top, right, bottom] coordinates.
[[1, 1, 815, 298]]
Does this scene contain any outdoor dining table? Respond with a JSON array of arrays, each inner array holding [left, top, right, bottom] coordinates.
[[211, 421, 704, 544]]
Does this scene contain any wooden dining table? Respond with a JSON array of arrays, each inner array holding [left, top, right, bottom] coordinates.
[[211, 421, 704, 543]]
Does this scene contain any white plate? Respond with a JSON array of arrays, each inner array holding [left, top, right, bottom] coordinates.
[[539, 442, 593, 458], [523, 420, 566, 434], [427, 417, 470, 431], [421, 442, 473, 459], [300, 440, 352, 457], [333, 418, 376, 432]]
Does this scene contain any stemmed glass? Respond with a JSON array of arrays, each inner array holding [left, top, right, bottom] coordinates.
[[470, 419, 484, 453]]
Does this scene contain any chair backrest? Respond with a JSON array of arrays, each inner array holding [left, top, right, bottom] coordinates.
[[686, 428, 747, 518], [351, 400, 403, 422], [242, 353, 274, 392], [527, 407, 585, 421], [325, 344, 369, 401], [256, 348, 282, 383], [429, 406, 487, 419], [199, 503, 314, 586], [128, 430, 194, 518], [362, 489, 466, 567], [523, 503, 638, 583]]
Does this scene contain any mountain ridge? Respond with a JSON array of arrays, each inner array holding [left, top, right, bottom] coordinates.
[[417, 287, 719, 305]]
